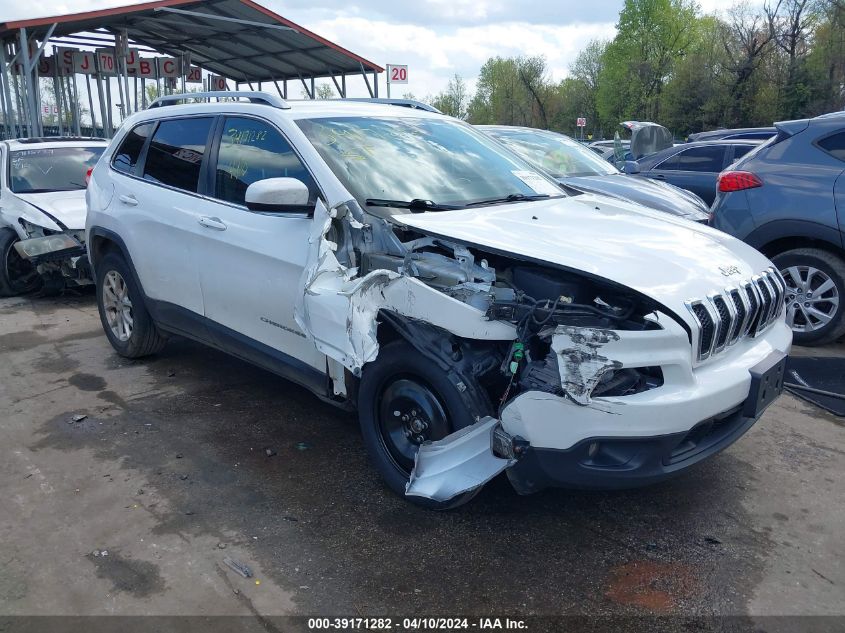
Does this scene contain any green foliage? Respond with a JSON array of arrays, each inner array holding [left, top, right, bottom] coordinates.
[[430, 75, 470, 119], [456, 0, 844, 139], [467, 57, 556, 127]]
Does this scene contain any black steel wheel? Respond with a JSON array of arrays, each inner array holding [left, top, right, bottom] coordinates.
[[377, 376, 451, 473], [358, 339, 492, 509]]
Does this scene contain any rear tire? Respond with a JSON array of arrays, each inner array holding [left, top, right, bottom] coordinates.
[[0, 227, 42, 297], [357, 340, 489, 510], [773, 248, 845, 346], [96, 251, 166, 358]]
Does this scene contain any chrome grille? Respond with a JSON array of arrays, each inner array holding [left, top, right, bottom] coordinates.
[[686, 268, 785, 362]]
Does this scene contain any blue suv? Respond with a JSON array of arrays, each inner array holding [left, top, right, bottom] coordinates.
[[711, 112, 845, 345]]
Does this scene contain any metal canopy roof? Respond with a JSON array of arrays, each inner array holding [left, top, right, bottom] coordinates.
[[0, 0, 383, 82]]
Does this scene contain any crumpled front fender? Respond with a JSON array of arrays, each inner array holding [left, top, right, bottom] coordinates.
[[294, 200, 515, 376]]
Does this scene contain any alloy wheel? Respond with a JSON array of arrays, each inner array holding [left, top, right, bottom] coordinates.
[[780, 265, 839, 332], [102, 270, 134, 342]]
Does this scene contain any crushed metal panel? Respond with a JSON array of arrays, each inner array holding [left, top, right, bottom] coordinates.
[[295, 200, 516, 375], [551, 326, 623, 405], [405, 417, 514, 501]]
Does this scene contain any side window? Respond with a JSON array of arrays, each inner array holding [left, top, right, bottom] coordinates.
[[817, 132, 845, 162], [732, 145, 754, 160], [112, 122, 153, 175], [654, 152, 681, 171], [214, 117, 318, 207], [672, 146, 726, 172], [143, 117, 213, 193]]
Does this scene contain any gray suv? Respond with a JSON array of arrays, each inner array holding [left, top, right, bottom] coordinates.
[[711, 112, 845, 346]]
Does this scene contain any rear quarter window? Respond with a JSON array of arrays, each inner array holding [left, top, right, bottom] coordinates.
[[817, 132, 845, 162]]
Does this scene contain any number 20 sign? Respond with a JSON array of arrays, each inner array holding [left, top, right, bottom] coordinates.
[[386, 64, 408, 84]]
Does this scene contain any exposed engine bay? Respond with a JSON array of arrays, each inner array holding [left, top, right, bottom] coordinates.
[[296, 199, 666, 410]]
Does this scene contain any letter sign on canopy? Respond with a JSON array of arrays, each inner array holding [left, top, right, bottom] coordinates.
[[36, 55, 54, 77], [158, 58, 180, 78], [73, 51, 96, 75], [132, 58, 157, 79], [56, 47, 77, 75], [386, 64, 408, 84]]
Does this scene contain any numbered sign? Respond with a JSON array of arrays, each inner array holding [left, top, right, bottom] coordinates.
[[386, 64, 408, 84], [186, 66, 202, 84], [576, 117, 587, 128], [209, 75, 228, 91], [96, 49, 117, 76]]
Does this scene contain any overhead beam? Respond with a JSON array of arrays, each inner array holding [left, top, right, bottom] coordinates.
[[153, 6, 297, 32]]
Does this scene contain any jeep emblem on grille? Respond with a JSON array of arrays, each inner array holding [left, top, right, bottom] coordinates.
[[719, 265, 742, 277]]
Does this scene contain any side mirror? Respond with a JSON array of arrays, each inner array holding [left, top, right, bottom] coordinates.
[[623, 161, 641, 175], [245, 177, 311, 213]]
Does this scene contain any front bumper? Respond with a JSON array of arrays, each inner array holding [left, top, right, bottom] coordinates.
[[405, 317, 791, 502], [506, 404, 756, 493], [501, 319, 791, 493]]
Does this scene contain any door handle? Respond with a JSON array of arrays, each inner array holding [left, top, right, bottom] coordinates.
[[653, 174, 666, 180], [118, 194, 138, 206], [198, 216, 227, 231]]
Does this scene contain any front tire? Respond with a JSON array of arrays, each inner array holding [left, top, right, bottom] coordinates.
[[357, 340, 490, 510], [96, 251, 166, 358], [0, 227, 42, 297], [774, 248, 845, 346]]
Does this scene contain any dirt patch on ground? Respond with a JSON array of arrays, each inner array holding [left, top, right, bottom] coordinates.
[[605, 560, 699, 613]]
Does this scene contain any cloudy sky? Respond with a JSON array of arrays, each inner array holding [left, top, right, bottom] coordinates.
[[0, 0, 740, 98]]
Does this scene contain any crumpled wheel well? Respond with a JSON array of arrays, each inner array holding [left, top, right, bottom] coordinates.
[[372, 310, 508, 418]]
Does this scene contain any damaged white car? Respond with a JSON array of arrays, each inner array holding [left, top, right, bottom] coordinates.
[[86, 94, 791, 509], [0, 138, 108, 296]]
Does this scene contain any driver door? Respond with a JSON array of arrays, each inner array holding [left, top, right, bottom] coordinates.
[[195, 115, 325, 372]]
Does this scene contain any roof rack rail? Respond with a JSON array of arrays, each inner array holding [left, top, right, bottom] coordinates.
[[14, 136, 108, 143], [148, 91, 290, 110], [343, 98, 442, 114]]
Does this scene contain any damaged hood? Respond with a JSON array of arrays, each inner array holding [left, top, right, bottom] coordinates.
[[392, 195, 774, 329], [15, 190, 88, 230]]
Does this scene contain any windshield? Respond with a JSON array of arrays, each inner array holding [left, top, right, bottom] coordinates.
[[296, 116, 563, 209], [487, 129, 618, 178], [9, 146, 105, 194]]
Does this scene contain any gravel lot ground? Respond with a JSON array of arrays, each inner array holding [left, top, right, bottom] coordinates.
[[0, 291, 843, 631]]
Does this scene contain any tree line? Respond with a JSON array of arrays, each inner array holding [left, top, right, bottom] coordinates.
[[427, 0, 845, 139]]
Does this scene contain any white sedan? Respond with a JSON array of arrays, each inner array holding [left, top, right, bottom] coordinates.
[[0, 137, 108, 296]]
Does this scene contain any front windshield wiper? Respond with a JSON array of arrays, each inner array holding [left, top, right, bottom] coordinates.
[[365, 198, 462, 213], [463, 193, 554, 207]]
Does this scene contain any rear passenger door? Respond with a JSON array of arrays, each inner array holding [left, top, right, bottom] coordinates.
[[109, 117, 214, 317], [195, 115, 326, 372], [648, 145, 728, 205]]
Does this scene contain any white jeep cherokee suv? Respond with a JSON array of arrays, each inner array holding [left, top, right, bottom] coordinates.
[[0, 137, 108, 296], [86, 93, 791, 508]]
